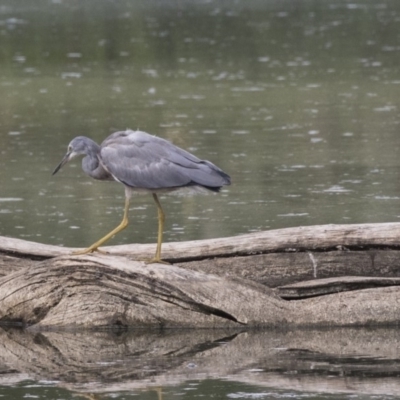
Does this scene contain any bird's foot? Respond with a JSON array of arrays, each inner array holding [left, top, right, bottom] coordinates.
[[144, 257, 171, 265], [72, 247, 108, 255]]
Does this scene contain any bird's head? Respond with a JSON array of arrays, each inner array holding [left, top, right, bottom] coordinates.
[[52, 137, 91, 175]]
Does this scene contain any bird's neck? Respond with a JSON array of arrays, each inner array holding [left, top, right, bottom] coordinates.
[[81, 140, 110, 180]]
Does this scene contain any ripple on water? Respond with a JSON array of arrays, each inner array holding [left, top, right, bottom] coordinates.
[[0, 197, 23, 202]]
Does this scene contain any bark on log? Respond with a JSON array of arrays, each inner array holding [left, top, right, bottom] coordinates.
[[278, 276, 400, 299], [1, 223, 400, 329]]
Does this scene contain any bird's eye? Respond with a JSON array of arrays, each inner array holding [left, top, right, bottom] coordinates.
[[68, 146, 72, 152]]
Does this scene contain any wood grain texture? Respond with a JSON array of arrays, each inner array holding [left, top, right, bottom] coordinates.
[[1, 222, 400, 329], [2, 222, 400, 259]]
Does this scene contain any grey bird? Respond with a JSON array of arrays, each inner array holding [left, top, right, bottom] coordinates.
[[53, 129, 231, 263]]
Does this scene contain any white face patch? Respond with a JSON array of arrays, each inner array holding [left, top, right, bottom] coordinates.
[[68, 151, 80, 160]]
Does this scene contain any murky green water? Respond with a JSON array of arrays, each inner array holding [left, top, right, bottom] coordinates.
[[2, 0, 400, 249], [1, 0, 400, 398]]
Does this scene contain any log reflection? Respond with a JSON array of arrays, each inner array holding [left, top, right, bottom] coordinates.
[[0, 327, 399, 396]]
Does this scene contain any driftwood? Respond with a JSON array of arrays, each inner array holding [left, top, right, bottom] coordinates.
[[1, 222, 400, 329], [278, 276, 400, 299]]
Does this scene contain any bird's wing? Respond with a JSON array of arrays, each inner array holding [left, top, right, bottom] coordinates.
[[99, 130, 230, 190]]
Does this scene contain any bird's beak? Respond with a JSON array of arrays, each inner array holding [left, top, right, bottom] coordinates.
[[52, 151, 72, 175]]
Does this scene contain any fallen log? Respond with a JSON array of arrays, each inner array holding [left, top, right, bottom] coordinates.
[[0, 223, 400, 329], [278, 276, 400, 299]]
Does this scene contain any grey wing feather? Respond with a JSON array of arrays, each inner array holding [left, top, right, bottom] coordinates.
[[99, 130, 231, 190]]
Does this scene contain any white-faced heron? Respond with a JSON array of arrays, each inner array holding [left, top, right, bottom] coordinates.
[[53, 129, 231, 263]]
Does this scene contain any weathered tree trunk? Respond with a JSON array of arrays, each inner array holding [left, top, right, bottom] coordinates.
[[1, 223, 400, 329]]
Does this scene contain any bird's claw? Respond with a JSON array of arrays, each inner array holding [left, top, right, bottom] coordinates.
[[72, 247, 108, 255]]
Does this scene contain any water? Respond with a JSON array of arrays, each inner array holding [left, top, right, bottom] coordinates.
[[1, 0, 400, 398], [2, 0, 400, 248]]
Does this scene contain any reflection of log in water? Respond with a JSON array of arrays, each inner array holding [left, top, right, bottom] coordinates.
[[0, 327, 400, 396], [1, 223, 400, 328]]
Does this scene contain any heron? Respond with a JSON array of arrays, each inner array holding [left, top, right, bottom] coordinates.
[[53, 129, 231, 263]]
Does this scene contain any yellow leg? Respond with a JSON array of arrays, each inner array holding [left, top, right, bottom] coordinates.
[[156, 387, 163, 400], [73, 196, 130, 255], [146, 194, 169, 264]]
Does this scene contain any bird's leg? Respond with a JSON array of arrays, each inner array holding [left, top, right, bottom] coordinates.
[[73, 196, 130, 255], [145, 194, 169, 264]]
